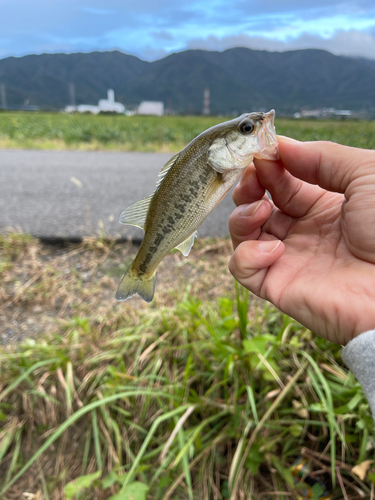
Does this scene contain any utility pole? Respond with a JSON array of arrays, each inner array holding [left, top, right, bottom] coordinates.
[[202, 86, 210, 115], [166, 97, 172, 115], [0, 84, 6, 109], [69, 83, 76, 106]]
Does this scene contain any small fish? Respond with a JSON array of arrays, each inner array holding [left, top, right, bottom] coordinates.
[[116, 110, 279, 302]]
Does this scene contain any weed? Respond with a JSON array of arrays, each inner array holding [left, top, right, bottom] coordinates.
[[1, 112, 375, 151], [0, 234, 374, 498]]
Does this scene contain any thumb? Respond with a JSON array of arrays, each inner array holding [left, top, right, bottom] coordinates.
[[229, 239, 285, 300], [277, 137, 375, 194]]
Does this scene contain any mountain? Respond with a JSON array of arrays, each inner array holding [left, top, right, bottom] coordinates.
[[1, 48, 375, 114]]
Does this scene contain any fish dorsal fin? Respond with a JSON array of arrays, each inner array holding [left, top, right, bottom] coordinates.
[[119, 194, 153, 229], [175, 231, 198, 256], [119, 153, 180, 229], [156, 152, 180, 188]]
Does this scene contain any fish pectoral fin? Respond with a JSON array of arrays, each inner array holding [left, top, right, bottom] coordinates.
[[119, 194, 153, 228], [204, 172, 223, 203], [175, 231, 198, 256]]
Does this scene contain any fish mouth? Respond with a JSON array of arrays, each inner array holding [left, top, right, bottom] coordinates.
[[256, 109, 279, 160]]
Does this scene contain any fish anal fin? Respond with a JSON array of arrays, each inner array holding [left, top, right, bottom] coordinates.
[[119, 194, 153, 229], [175, 231, 198, 256]]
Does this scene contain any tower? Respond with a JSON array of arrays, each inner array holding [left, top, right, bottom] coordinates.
[[107, 89, 115, 104], [202, 86, 210, 115], [69, 83, 75, 106], [0, 83, 6, 109]]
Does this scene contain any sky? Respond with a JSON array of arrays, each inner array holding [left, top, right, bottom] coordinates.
[[1, 0, 375, 61]]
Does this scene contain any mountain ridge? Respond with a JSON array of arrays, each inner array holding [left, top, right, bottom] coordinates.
[[0, 48, 374, 114]]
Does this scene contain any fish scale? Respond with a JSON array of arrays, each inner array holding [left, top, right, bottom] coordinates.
[[116, 110, 279, 302]]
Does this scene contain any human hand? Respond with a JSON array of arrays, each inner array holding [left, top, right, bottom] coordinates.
[[228, 137, 375, 345]]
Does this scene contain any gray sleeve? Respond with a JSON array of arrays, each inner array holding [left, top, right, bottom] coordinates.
[[341, 329, 375, 420]]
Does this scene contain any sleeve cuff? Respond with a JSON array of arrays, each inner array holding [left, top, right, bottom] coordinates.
[[342, 330, 375, 420]]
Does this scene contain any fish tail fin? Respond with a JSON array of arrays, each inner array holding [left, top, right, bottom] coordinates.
[[115, 266, 156, 303]]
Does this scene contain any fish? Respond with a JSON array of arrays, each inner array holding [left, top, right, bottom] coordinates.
[[116, 110, 279, 302]]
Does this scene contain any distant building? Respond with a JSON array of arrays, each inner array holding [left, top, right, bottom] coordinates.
[[98, 89, 125, 113], [64, 89, 125, 114], [137, 101, 164, 116], [77, 104, 101, 114], [334, 109, 352, 117], [296, 108, 353, 119]]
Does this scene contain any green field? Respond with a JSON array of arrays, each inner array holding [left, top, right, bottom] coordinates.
[[1, 111, 375, 151], [1, 115, 375, 499]]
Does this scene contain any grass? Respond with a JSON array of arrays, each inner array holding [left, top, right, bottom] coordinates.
[[1, 111, 375, 151], [1, 232, 375, 499], [1, 116, 375, 498]]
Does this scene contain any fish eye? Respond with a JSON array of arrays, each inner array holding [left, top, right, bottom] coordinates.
[[239, 120, 255, 135]]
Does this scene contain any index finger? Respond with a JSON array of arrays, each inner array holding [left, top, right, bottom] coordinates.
[[277, 137, 375, 194]]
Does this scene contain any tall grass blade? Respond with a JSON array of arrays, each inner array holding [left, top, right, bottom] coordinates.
[[0, 389, 177, 496]]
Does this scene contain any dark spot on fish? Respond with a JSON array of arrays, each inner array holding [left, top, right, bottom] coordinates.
[[174, 203, 186, 213], [139, 251, 154, 273], [153, 233, 164, 246], [167, 215, 175, 225]]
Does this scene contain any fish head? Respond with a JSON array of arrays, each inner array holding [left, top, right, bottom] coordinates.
[[225, 109, 279, 165], [206, 110, 279, 173]]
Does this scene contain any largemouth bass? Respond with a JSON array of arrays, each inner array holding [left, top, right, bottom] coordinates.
[[116, 110, 278, 302]]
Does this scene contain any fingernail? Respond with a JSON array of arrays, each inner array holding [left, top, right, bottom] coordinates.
[[241, 200, 264, 217], [277, 135, 300, 143], [259, 240, 281, 253]]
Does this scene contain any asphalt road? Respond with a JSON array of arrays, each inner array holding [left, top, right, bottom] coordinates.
[[0, 149, 239, 240]]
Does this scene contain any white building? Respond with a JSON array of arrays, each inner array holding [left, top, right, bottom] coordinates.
[[297, 108, 353, 119], [138, 101, 164, 116], [76, 104, 101, 114], [98, 89, 125, 113], [64, 89, 125, 114]]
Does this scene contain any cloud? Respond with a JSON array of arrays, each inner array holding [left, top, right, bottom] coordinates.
[[186, 29, 375, 60], [0, 0, 375, 62], [151, 31, 174, 41]]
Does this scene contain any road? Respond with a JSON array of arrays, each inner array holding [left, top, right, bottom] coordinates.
[[0, 149, 239, 241]]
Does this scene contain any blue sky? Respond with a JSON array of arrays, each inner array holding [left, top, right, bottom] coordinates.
[[1, 0, 375, 61]]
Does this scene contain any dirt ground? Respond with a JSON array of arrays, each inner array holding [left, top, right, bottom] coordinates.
[[0, 234, 240, 345]]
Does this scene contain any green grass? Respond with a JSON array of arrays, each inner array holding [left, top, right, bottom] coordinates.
[[1, 116, 375, 498], [0, 233, 374, 499], [1, 111, 375, 151]]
